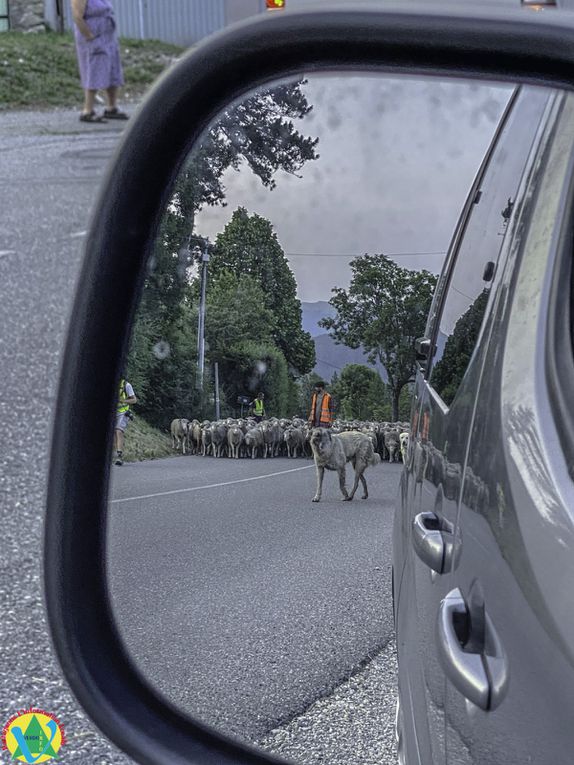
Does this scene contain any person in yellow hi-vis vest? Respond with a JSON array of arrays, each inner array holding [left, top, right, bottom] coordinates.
[[249, 392, 265, 423], [114, 376, 137, 465], [308, 380, 333, 428]]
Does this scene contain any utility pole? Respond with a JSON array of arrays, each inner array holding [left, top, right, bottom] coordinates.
[[214, 362, 220, 420], [196, 243, 210, 391]]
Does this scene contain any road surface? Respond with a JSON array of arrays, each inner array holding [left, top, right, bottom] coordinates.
[[108, 455, 400, 752]]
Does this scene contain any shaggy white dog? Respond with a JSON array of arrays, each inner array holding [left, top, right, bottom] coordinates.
[[310, 428, 381, 503]]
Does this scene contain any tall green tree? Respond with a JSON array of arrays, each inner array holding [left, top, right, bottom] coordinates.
[[217, 340, 292, 417], [202, 270, 277, 358], [143, 81, 319, 321], [127, 294, 199, 426], [320, 254, 437, 420], [330, 364, 387, 421], [210, 208, 316, 375]]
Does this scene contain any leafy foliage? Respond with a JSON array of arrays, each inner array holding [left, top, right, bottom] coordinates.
[[127, 81, 318, 426], [127, 297, 200, 427], [329, 364, 387, 421], [215, 340, 294, 418], [210, 208, 316, 375], [0, 31, 182, 109], [431, 288, 489, 405], [202, 270, 276, 357], [321, 254, 437, 420]]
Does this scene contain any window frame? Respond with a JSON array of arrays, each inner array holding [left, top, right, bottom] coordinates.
[[425, 87, 548, 407]]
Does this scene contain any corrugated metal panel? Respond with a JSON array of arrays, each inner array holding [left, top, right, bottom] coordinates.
[[145, 0, 225, 46], [118, 0, 146, 39], [63, 0, 228, 46], [63, 0, 264, 44]]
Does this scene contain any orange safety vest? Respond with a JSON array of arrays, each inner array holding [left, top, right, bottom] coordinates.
[[310, 391, 333, 425]]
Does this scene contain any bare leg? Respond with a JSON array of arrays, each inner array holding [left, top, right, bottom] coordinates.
[[105, 85, 118, 110], [312, 465, 325, 502], [82, 89, 97, 115]]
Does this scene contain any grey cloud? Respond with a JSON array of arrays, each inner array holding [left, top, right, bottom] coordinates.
[[195, 73, 513, 302]]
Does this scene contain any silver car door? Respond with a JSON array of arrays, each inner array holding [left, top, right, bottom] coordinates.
[[443, 92, 574, 764], [395, 86, 552, 765]]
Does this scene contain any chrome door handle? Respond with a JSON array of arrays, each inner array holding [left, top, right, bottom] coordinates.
[[437, 588, 509, 711], [412, 512, 457, 574]]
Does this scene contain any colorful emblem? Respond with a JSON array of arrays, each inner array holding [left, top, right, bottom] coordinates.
[[2, 709, 66, 763]]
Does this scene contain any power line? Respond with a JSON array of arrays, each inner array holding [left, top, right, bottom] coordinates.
[[285, 251, 447, 258], [315, 356, 344, 371]]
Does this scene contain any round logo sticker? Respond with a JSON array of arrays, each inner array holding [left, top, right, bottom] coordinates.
[[2, 708, 66, 763]]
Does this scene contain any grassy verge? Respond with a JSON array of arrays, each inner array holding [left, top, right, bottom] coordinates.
[[122, 415, 174, 462], [0, 30, 183, 109]]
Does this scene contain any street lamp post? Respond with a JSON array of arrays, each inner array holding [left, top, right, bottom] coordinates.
[[196, 243, 210, 391]]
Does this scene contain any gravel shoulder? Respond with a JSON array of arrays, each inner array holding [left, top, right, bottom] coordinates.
[[258, 639, 398, 764]]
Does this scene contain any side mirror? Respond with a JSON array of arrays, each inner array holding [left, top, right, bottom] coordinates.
[[415, 336, 432, 362], [44, 5, 574, 764]]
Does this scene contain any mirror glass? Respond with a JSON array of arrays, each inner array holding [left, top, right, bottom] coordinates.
[[106, 71, 513, 762]]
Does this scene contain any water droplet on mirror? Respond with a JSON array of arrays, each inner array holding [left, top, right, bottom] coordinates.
[[153, 340, 171, 360]]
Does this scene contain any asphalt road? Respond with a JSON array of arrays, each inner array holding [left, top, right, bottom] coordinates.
[[0, 109, 139, 764], [107, 456, 400, 749]]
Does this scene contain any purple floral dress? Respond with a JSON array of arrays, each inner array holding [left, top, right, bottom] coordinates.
[[73, 0, 124, 90]]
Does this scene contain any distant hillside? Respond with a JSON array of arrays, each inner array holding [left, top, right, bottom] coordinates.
[[312, 333, 388, 383], [301, 301, 337, 337], [301, 303, 387, 382]]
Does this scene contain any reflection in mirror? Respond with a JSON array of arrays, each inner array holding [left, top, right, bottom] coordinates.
[[106, 72, 511, 762]]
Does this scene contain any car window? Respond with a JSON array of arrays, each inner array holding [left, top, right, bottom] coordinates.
[[428, 87, 551, 406]]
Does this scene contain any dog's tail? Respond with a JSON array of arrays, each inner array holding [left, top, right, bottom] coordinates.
[[370, 452, 382, 466]]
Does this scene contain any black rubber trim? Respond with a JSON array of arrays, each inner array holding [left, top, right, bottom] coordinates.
[[425, 87, 521, 384], [44, 5, 574, 765]]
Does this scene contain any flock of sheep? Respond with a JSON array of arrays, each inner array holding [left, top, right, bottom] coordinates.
[[170, 416, 410, 462]]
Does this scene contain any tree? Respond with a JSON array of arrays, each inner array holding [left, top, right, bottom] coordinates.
[[431, 289, 489, 405], [127, 295, 200, 427], [329, 364, 387, 420], [217, 340, 292, 417], [143, 80, 319, 322], [320, 254, 437, 421], [202, 270, 277, 358], [210, 208, 316, 375], [128, 80, 318, 425]]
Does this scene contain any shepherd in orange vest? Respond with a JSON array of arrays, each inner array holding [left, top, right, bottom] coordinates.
[[308, 380, 333, 428]]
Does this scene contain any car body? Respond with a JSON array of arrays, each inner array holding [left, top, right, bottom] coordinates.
[[393, 83, 574, 764]]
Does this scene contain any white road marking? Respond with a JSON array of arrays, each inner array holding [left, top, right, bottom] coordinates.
[[111, 464, 315, 505], [0, 250, 16, 258], [69, 230, 87, 238]]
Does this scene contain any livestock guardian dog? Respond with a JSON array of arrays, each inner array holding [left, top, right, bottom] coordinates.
[[310, 428, 381, 503]]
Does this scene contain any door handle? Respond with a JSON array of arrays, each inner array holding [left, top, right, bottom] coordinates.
[[437, 588, 509, 711], [412, 511, 457, 574]]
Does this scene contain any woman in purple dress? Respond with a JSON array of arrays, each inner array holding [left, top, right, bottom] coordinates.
[[71, 0, 129, 123]]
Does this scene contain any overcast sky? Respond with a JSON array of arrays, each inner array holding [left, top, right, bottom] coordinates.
[[195, 70, 512, 302]]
